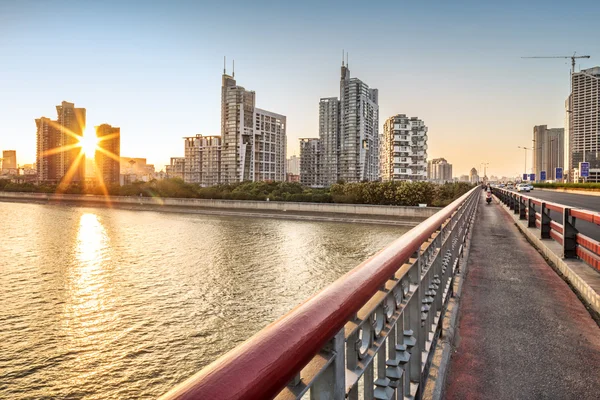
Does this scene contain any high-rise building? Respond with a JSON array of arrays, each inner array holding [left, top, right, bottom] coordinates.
[[566, 67, 600, 182], [166, 157, 185, 180], [95, 124, 120, 185], [286, 155, 300, 176], [184, 134, 221, 186], [381, 115, 428, 182], [469, 168, 479, 184], [427, 158, 453, 183], [2, 150, 17, 170], [56, 101, 86, 183], [533, 125, 564, 181], [36, 101, 86, 184], [220, 71, 286, 183], [301, 62, 378, 187], [299, 138, 323, 187], [319, 97, 340, 185]]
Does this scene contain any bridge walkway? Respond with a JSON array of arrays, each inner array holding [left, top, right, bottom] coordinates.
[[445, 192, 600, 399]]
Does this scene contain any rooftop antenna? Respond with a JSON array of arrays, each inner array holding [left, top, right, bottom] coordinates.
[[232, 59, 235, 78], [342, 49, 345, 66], [223, 56, 226, 74], [346, 52, 349, 69]]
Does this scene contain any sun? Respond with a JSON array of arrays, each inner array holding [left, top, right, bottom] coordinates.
[[79, 127, 99, 158]]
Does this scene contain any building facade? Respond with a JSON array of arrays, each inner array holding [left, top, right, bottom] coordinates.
[[533, 125, 564, 181], [183, 134, 221, 186], [286, 155, 300, 176], [220, 72, 286, 184], [166, 157, 185, 180], [427, 158, 452, 183], [95, 124, 120, 185], [300, 63, 378, 187], [299, 138, 323, 187], [566, 67, 600, 182], [381, 114, 428, 182], [36, 101, 86, 184], [2, 150, 17, 170], [469, 168, 479, 184]]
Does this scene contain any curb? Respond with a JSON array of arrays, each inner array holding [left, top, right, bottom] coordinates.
[[422, 197, 478, 400]]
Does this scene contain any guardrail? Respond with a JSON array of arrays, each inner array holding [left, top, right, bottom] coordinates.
[[159, 187, 479, 400], [492, 187, 600, 272]]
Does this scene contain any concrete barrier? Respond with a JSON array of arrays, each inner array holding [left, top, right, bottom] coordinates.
[[0, 191, 441, 219]]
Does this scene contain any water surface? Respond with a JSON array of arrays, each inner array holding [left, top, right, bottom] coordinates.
[[0, 201, 409, 399]]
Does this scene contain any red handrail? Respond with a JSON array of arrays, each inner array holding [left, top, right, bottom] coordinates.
[[159, 188, 478, 400]]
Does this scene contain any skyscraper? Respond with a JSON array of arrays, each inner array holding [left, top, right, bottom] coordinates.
[[56, 101, 86, 183], [303, 62, 379, 186], [35, 101, 86, 184], [566, 67, 600, 182], [95, 124, 121, 185], [381, 115, 428, 182], [338, 64, 379, 183], [286, 155, 300, 176], [1, 150, 17, 170], [183, 134, 221, 186], [299, 138, 323, 187], [220, 70, 286, 183], [427, 158, 453, 183], [533, 125, 564, 181]]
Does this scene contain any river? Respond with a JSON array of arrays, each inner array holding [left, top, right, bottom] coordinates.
[[0, 201, 411, 399]]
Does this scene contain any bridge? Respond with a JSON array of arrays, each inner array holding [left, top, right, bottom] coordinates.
[[158, 187, 600, 400]]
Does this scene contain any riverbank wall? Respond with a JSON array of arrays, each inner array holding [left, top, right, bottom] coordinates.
[[0, 191, 440, 226]]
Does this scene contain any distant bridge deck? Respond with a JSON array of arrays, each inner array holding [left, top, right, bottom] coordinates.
[[446, 193, 600, 399]]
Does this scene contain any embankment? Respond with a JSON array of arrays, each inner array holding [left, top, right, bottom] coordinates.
[[0, 191, 440, 226]]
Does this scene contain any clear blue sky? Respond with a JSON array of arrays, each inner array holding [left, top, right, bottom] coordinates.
[[1, 0, 599, 177]]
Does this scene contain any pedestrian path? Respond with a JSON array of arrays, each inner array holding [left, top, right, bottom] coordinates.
[[445, 192, 600, 400]]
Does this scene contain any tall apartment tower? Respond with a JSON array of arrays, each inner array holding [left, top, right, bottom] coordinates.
[[427, 158, 452, 182], [184, 134, 222, 186], [381, 115, 428, 182], [56, 101, 86, 182], [36, 101, 86, 184], [566, 66, 600, 182], [299, 138, 323, 187], [95, 124, 121, 185], [533, 125, 564, 181], [220, 71, 286, 183], [286, 155, 300, 175], [300, 62, 379, 186], [338, 64, 379, 183], [2, 150, 17, 170], [319, 97, 340, 185]]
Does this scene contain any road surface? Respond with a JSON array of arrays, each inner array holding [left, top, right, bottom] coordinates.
[[446, 193, 600, 400]]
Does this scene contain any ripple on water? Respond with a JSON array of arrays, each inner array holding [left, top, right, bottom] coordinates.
[[0, 201, 409, 399]]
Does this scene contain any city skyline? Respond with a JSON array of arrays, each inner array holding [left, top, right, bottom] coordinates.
[[1, 1, 600, 177]]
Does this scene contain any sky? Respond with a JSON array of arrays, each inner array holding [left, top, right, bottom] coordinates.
[[1, 0, 599, 178]]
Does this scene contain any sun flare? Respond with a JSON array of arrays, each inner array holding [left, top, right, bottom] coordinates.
[[79, 128, 99, 158]]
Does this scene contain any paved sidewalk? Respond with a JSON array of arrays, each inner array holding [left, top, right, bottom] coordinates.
[[445, 192, 600, 400]]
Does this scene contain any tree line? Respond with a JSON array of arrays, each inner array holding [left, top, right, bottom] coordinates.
[[0, 179, 473, 207]]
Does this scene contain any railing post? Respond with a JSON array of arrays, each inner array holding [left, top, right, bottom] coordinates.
[[509, 193, 515, 210], [562, 208, 578, 259], [528, 199, 536, 228], [540, 202, 551, 239], [519, 196, 526, 220], [513, 195, 520, 215]]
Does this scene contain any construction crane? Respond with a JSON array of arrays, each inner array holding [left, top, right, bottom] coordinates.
[[522, 52, 590, 74]]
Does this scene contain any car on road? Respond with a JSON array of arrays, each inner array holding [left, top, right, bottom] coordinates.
[[516, 183, 530, 192]]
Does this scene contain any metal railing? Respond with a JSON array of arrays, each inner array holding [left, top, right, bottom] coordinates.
[[159, 188, 480, 400], [492, 187, 600, 272]]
